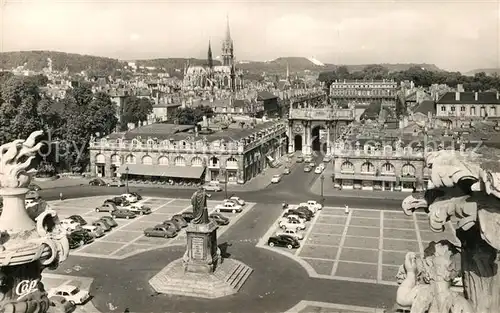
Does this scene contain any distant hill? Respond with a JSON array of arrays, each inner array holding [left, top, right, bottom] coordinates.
[[0, 51, 123, 74], [341, 63, 442, 73], [464, 68, 500, 76], [134, 58, 221, 71]]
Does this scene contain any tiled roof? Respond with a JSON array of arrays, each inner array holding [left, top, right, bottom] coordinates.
[[413, 100, 436, 115], [257, 91, 278, 101], [437, 92, 500, 104]]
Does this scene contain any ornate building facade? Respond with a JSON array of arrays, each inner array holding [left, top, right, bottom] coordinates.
[[287, 91, 356, 156], [89, 121, 287, 185], [182, 17, 244, 93], [329, 80, 398, 106]]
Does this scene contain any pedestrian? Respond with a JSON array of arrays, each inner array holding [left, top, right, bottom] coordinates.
[[344, 205, 349, 214], [59, 192, 63, 201]]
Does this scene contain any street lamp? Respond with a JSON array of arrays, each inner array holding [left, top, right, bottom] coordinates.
[[320, 174, 325, 205], [125, 166, 129, 194], [221, 166, 228, 199]]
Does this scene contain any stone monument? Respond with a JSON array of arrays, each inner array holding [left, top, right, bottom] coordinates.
[[149, 188, 253, 298], [397, 147, 500, 313], [0, 131, 69, 313]]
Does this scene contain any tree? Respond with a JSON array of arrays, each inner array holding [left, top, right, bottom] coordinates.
[[173, 105, 214, 125], [120, 96, 153, 130]]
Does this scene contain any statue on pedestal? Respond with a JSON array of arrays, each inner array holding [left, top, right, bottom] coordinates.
[[399, 148, 500, 313], [190, 187, 209, 224], [0, 131, 69, 313]]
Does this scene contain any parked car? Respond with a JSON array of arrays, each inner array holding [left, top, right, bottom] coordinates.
[[48, 285, 90, 305], [209, 213, 230, 225], [268, 235, 300, 249], [68, 215, 87, 226], [95, 203, 117, 213], [228, 196, 245, 206], [105, 179, 125, 187], [202, 182, 222, 192], [88, 178, 106, 186], [276, 228, 304, 240], [26, 190, 40, 200], [283, 167, 291, 175], [66, 231, 93, 248], [298, 203, 317, 214], [130, 192, 143, 200], [284, 209, 311, 221], [144, 225, 177, 238], [296, 156, 304, 163], [306, 200, 323, 211], [309, 162, 315, 168], [121, 193, 138, 203], [294, 207, 314, 220], [304, 166, 311, 173], [215, 202, 243, 213], [314, 167, 323, 174], [162, 220, 181, 231], [280, 214, 305, 224], [104, 197, 129, 207], [60, 219, 81, 231], [111, 209, 136, 219], [92, 220, 111, 232], [322, 156, 331, 163], [99, 216, 118, 227], [181, 211, 194, 222], [28, 183, 41, 191], [171, 215, 188, 228], [278, 218, 306, 231], [49, 296, 76, 313], [271, 174, 282, 184], [81, 225, 104, 238], [127, 204, 152, 215]]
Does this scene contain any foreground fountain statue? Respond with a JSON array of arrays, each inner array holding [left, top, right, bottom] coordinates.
[[0, 131, 69, 313], [397, 147, 500, 313], [149, 187, 252, 298]]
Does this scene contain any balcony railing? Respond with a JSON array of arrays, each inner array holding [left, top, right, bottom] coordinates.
[[289, 108, 355, 120], [333, 149, 424, 159]]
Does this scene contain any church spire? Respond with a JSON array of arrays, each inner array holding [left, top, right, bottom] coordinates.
[[225, 14, 231, 42], [221, 14, 234, 67], [286, 62, 290, 81], [207, 39, 213, 68]]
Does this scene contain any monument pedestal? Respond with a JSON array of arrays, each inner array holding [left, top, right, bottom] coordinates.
[[149, 221, 253, 298]]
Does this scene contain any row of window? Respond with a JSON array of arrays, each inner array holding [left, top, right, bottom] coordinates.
[[330, 84, 397, 89], [439, 105, 497, 116], [330, 90, 395, 96], [340, 161, 416, 176], [96, 154, 239, 168]]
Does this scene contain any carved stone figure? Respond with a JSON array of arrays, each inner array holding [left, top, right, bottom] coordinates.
[[191, 187, 209, 224], [399, 148, 500, 313], [0, 131, 69, 313]]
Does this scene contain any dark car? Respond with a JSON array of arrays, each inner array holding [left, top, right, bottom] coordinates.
[[26, 191, 41, 200], [171, 215, 188, 228], [99, 216, 118, 227], [268, 235, 300, 250], [92, 220, 111, 232], [95, 203, 117, 213], [209, 213, 229, 226], [49, 296, 76, 313], [162, 220, 181, 231], [181, 211, 194, 222], [105, 197, 129, 207], [130, 192, 142, 200], [111, 209, 136, 219], [144, 226, 177, 238], [89, 178, 106, 186], [294, 207, 314, 219], [284, 209, 311, 221], [68, 215, 87, 226], [28, 183, 41, 191], [67, 230, 94, 248]]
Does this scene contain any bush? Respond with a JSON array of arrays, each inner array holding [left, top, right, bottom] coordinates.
[[36, 162, 56, 178]]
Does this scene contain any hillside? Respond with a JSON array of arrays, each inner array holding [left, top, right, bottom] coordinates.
[[0, 51, 123, 74], [134, 58, 221, 71], [464, 68, 500, 76]]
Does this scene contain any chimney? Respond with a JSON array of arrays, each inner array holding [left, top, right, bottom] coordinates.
[[455, 92, 460, 101], [475, 92, 478, 101]]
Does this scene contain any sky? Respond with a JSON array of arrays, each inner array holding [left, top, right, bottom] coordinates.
[[1, 0, 499, 72]]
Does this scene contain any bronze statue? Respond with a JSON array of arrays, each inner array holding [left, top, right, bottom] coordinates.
[[191, 187, 209, 224]]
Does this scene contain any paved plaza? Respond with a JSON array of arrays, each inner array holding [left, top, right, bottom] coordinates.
[[258, 204, 458, 285], [49, 196, 256, 259]]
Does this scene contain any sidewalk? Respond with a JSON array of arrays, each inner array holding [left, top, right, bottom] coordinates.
[[309, 163, 410, 201]]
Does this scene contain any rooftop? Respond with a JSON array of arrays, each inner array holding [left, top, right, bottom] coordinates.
[[437, 91, 500, 105]]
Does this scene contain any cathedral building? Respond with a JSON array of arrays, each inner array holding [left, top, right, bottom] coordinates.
[[182, 17, 244, 93]]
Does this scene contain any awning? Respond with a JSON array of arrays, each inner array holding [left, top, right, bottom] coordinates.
[[334, 173, 397, 182], [118, 164, 205, 179]]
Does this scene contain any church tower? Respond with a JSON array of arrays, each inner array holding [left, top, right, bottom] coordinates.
[[221, 15, 234, 67], [207, 40, 214, 69]]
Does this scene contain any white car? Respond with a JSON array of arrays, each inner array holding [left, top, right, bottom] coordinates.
[[314, 167, 323, 174], [126, 204, 152, 215], [278, 218, 306, 231], [60, 219, 81, 231], [271, 174, 282, 184], [48, 285, 90, 305], [215, 202, 243, 213], [121, 193, 138, 203], [203, 182, 222, 192], [228, 196, 245, 206], [276, 229, 304, 240], [318, 163, 325, 169], [306, 200, 323, 211]]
